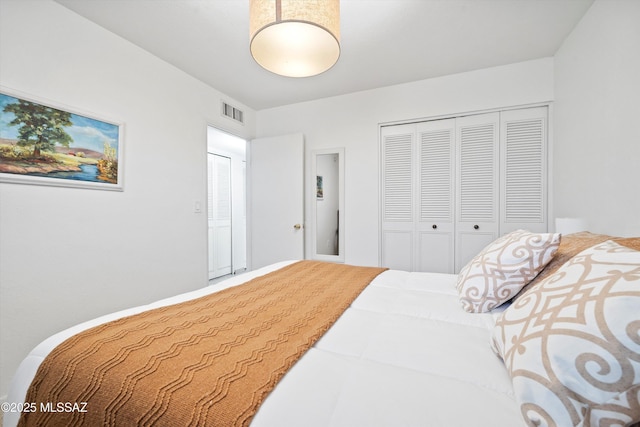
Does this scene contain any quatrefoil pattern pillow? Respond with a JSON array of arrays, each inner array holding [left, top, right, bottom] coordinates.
[[492, 240, 640, 427], [456, 230, 561, 313]]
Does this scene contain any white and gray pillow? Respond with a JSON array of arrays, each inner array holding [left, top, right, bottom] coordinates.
[[492, 240, 640, 427], [456, 230, 561, 313]]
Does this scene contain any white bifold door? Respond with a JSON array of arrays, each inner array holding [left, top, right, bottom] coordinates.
[[208, 153, 232, 279], [381, 106, 548, 273], [455, 112, 500, 271], [380, 119, 457, 273]]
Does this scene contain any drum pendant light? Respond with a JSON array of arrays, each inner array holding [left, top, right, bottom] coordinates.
[[249, 0, 340, 78]]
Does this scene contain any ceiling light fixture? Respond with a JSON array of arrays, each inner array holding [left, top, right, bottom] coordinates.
[[249, 0, 341, 78]]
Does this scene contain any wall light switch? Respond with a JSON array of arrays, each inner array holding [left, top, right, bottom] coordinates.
[[194, 201, 202, 213]]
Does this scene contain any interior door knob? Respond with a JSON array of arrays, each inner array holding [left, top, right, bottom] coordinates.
[[293, 224, 302, 230], [473, 224, 479, 230]]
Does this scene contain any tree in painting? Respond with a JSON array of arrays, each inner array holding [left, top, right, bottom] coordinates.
[[3, 99, 73, 157], [97, 142, 118, 184]]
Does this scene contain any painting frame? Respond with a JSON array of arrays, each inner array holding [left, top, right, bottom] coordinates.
[[316, 175, 324, 200], [0, 86, 124, 191]]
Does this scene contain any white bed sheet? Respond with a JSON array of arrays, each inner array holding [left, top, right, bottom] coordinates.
[[6, 262, 524, 427]]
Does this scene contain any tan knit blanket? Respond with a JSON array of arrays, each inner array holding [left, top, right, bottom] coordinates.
[[19, 261, 387, 427]]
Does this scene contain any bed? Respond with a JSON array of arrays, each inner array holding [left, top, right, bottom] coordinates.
[[5, 231, 640, 427]]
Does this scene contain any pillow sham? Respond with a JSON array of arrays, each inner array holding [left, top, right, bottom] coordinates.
[[492, 240, 640, 427], [510, 232, 640, 306], [456, 230, 561, 313]]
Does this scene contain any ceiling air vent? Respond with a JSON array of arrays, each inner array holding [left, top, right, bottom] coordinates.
[[221, 101, 244, 124]]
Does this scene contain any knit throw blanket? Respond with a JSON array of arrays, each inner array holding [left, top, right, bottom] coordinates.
[[19, 261, 387, 427]]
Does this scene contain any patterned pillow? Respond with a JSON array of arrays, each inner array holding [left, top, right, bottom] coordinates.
[[492, 240, 640, 427], [456, 230, 561, 313], [510, 232, 640, 308]]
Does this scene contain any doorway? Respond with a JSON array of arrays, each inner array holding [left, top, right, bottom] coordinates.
[[207, 127, 247, 280]]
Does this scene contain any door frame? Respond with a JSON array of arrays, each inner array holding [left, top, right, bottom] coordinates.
[[206, 126, 247, 278]]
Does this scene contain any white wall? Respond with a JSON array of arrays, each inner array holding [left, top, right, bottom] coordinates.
[[554, 0, 640, 236], [0, 0, 256, 397], [256, 58, 555, 266]]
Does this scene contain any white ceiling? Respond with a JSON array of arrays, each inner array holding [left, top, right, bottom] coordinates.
[[54, 0, 594, 111]]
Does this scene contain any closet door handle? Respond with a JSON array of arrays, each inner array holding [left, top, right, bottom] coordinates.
[[473, 224, 479, 230], [432, 224, 437, 229]]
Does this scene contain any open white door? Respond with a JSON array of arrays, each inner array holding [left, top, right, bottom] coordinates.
[[249, 133, 304, 269]]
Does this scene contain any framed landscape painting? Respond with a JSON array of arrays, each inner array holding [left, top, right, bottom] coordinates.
[[0, 87, 124, 191]]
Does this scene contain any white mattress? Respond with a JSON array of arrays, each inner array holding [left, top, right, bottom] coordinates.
[[5, 262, 524, 427]]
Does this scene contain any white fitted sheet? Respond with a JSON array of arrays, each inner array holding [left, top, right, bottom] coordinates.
[[6, 263, 524, 427]]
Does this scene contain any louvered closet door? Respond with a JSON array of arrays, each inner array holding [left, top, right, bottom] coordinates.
[[500, 107, 548, 234], [381, 124, 415, 270], [455, 112, 500, 272], [416, 119, 455, 273]]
